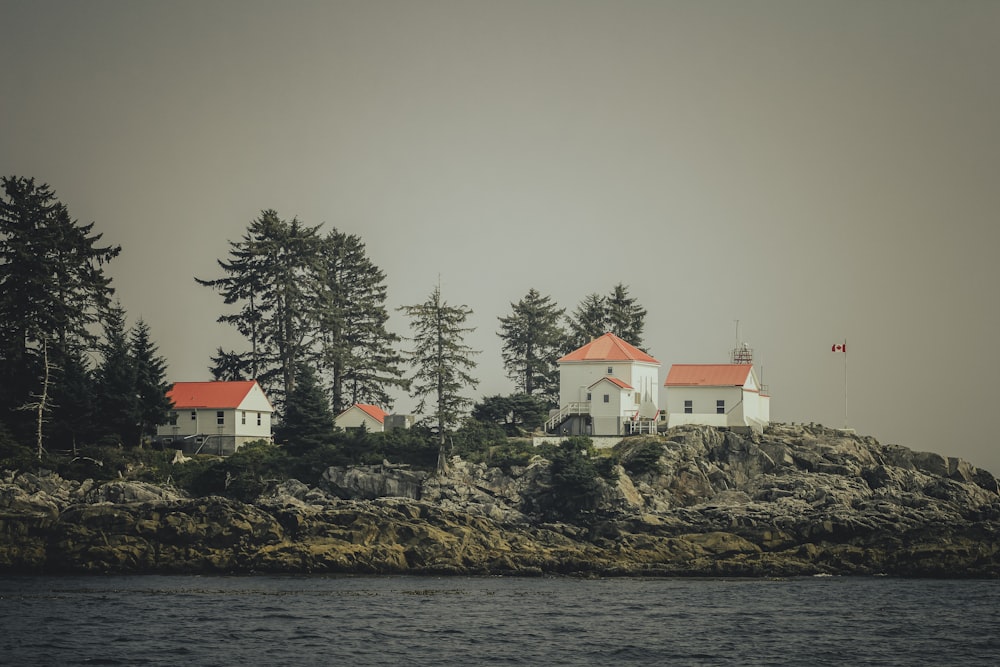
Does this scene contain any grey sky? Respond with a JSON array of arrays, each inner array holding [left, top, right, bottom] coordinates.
[[3, 1, 998, 472]]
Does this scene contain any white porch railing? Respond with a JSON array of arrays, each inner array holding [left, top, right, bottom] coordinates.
[[545, 401, 591, 432]]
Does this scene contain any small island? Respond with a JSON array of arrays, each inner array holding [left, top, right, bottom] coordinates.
[[2, 423, 998, 577]]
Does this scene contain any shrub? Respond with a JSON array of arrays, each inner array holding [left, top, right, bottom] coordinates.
[[182, 441, 290, 501], [484, 439, 536, 472], [544, 444, 602, 522], [621, 440, 665, 477]]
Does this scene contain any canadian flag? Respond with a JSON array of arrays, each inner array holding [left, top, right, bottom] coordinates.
[[832, 343, 847, 353]]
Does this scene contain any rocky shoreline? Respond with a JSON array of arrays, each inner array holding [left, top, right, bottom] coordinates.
[[2, 424, 998, 577]]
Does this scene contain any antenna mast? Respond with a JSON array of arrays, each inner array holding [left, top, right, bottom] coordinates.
[[730, 320, 753, 364]]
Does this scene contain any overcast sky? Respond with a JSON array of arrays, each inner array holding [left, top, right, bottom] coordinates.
[[3, 0, 999, 472]]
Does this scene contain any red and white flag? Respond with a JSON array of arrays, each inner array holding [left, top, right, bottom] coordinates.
[[831, 343, 847, 353]]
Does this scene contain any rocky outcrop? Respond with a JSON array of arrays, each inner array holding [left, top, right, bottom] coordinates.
[[1, 424, 998, 576], [321, 462, 427, 500]]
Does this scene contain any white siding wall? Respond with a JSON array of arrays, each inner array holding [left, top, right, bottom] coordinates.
[[233, 408, 272, 439], [335, 407, 385, 432], [558, 361, 659, 406], [666, 386, 744, 427], [157, 404, 272, 442], [157, 408, 263, 440]]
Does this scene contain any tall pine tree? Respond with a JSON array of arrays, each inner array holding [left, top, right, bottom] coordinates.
[[497, 288, 565, 403], [0, 176, 120, 445], [606, 283, 647, 350], [131, 318, 172, 445], [565, 293, 608, 350], [318, 230, 406, 414], [197, 210, 325, 409], [93, 304, 138, 447], [566, 284, 648, 351], [399, 284, 479, 448]]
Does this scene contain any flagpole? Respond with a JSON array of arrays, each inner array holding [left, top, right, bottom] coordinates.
[[843, 339, 848, 429]]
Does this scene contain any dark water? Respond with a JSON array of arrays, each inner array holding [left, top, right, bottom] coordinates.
[[1, 575, 998, 666]]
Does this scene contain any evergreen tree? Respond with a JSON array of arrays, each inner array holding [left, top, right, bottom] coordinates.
[[606, 282, 647, 350], [471, 393, 548, 435], [566, 284, 648, 351], [565, 292, 608, 350], [274, 364, 335, 455], [130, 318, 172, 445], [93, 304, 138, 446], [209, 347, 252, 381], [48, 343, 96, 454], [0, 176, 120, 443], [318, 230, 406, 414], [197, 210, 326, 408], [399, 284, 479, 448], [497, 288, 565, 403]]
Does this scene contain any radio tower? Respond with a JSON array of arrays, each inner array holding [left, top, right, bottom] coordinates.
[[730, 320, 753, 364]]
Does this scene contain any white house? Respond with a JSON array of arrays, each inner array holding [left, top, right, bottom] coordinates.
[[546, 332, 661, 436], [335, 403, 388, 432], [156, 380, 274, 455], [664, 364, 770, 433]]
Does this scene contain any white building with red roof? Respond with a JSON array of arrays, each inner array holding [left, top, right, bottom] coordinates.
[[664, 364, 770, 433], [335, 403, 388, 432], [546, 332, 661, 436], [155, 380, 274, 454]]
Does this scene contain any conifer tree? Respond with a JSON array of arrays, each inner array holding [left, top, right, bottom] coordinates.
[[209, 347, 253, 381], [48, 343, 96, 454], [497, 288, 565, 403], [93, 304, 139, 446], [0, 176, 120, 443], [565, 293, 608, 350], [399, 284, 479, 448], [130, 318, 172, 444], [606, 283, 647, 350], [566, 284, 648, 351], [197, 210, 325, 408], [318, 230, 406, 414], [274, 364, 335, 455]]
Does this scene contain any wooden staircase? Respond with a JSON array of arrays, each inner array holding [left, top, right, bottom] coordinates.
[[544, 402, 590, 433]]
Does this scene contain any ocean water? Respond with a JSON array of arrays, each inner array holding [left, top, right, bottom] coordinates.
[[1, 575, 998, 666]]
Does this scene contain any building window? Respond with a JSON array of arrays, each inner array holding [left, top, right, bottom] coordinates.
[[684, 400, 693, 414], [241, 411, 246, 425], [586, 392, 591, 401], [257, 412, 262, 426], [717, 400, 725, 414], [607, 366, 613, 374], [603, 394, 610, 403], [169, 412, 178, 426], [217, 411, 224, 425], [190, 410, 196, 420]]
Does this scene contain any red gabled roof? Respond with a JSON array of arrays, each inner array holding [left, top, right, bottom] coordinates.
[[167, 380, 260, 409], [589, 376, 634, 390], [558, 332, 659, 365], [665, 364, 753, 387], [354, 404, 387, 424]]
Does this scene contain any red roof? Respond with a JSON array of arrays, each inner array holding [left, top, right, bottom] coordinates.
[[589, 376, 633, 390], [167, 381, 260, 409], [665, 364, 753, 387], [354, 404, 387, 424], [558, 332, 659, 364]]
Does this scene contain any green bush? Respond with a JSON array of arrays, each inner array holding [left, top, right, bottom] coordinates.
[[621, 440, 665, 477], [178, 441, 290, 501], [543, 444, 602, 522], [483, 439, 536, 472]]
